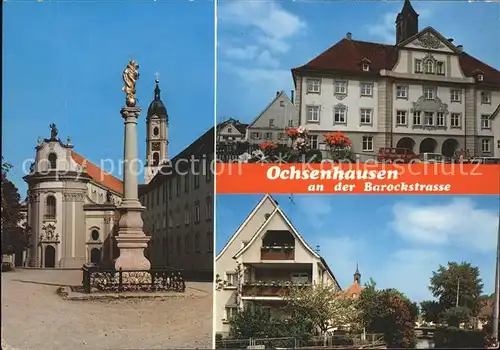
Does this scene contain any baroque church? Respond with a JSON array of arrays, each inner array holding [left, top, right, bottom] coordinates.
[[23, 79, 168, 268]]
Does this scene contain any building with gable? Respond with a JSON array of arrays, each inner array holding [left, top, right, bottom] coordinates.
[[246, 90, 299, 144], [292, 0, 500, 160], [215, 194, 340, 337], [217, 118, 248, 143]]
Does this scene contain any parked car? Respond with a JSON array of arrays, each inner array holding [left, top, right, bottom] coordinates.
[[419, 153, 445, 163], [470, 157, 500, 164], [377, 147, 418, 163]]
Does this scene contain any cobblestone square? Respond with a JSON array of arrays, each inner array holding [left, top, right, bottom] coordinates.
[[2, 269, 213, 349]]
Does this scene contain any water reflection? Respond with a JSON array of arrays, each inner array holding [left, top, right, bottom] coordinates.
[[416, 338, 435, 349]]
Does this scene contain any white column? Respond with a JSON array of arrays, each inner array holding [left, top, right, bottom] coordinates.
[[114, 107, 151, 271]]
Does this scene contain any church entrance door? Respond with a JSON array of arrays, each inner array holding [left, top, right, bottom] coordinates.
[[44, 246, 56, 268], [90, 248, 101, 265]]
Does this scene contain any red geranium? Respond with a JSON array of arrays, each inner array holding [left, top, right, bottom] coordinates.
[[260, 142, 278, 151], [324, 132, 352, 147]]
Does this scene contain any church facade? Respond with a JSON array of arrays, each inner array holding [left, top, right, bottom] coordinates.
[[23, 126, 123, 268]]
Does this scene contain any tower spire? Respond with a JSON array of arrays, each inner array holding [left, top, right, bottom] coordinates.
[[396, 0, 419, 44], [354, 263, 361, 283], [154, 72, 161, 100]]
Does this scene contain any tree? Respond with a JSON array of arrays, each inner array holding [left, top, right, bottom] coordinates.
[[420, 300, 444, 323], [358, 287, 419, 348], [1, 160, 30, 256], [283, 283, 360, 335], [229, 306, 273, 339], [228, 306, 313, 341], [441, 306, 472, 328], [429, 262, 484, 317]]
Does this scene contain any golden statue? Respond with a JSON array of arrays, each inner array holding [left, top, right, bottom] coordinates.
[[122, 60, 140, 107]]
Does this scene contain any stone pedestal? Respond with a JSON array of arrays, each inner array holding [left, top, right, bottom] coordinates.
[[114, 107, 151, 271]]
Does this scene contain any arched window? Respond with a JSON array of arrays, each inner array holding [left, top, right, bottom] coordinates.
[[153, 152, 160, 166], [91, 229, 100, 241], [153, 127, 159, 136], [45, 195, 56, 219], [425, 60, 434, 74], [48, 153, 57, 169]]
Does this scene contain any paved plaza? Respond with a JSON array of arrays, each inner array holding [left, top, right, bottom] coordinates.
[[1, 269, 213, 349]]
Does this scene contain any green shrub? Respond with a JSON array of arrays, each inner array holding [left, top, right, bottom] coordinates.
[[434, 327, 486, 348]]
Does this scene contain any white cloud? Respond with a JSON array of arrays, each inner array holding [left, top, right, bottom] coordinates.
[[257, 50, 280, 68], [294, 195, 333, 230], [218, 1, 305, 86], [222, 61, 290, 87], [366, 4, 434, 44], [218, 1, 306, 42], [222, 45, 259, 60], [391, 198, 498, 251]]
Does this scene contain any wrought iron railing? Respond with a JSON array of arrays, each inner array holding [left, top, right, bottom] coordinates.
[[81, 265, 186, 293]]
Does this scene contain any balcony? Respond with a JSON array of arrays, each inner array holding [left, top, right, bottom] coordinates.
[[242, 281, 311, 297], [260, 246, 295, 260]]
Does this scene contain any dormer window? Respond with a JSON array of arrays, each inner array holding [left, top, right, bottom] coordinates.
[[473, 69, 485, 83], [361, 58, 371, 72], [227, 127, 232, 133]]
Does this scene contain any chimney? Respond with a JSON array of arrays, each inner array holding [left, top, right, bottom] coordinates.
[[447, 38, 454, 43], [346, 32, 352, 40], [276, 91, 280, 97], [291, 90, 295, 104], [456, 45, 463, 53]]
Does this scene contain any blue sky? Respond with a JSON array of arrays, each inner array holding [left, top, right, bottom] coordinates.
[[216, 194, 499, 303], [3, 1, 214, 195], [217, 0, 500, 123]]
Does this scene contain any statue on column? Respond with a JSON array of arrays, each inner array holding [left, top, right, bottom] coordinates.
[[122, 60, 140, 107]]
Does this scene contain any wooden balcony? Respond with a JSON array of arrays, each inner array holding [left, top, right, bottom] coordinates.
[[260, 246, 294, 260], [242, 283, 311, 297]]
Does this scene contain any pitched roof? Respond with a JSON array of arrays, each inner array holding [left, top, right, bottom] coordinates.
[[216, 194, 277, 261], [345, 280, 363, 296], [292, 30, 500, 87], [71, 151, 123, 194], [233, 204, 321, 260], [248, 91, 294, 129]]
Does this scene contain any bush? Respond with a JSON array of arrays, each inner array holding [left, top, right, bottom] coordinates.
[[305, 149, 323, 163], [434, 327, 486, 348]]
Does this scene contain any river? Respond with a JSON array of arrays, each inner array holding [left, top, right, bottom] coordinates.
[[416, 338, 435, 349]]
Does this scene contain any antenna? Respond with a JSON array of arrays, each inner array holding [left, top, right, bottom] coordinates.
[[288, 194, 295, 205]]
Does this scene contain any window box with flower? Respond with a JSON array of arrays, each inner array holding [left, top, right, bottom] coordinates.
[[323, 132, 354, 162]]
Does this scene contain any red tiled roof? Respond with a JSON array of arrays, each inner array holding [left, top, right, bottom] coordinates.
[[293, 37, 500, 87], [71, 151, 123, 194], [345, 280, 363, 296]]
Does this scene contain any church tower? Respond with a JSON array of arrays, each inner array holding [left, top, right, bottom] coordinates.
[[145, 76, 169, 184], [396, 0, 419, 45]]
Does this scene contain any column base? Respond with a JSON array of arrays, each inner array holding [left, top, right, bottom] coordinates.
[[114, 201, 151, 271]]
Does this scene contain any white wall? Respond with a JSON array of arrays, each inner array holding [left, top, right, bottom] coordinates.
[[300, 77, 379, 132]]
